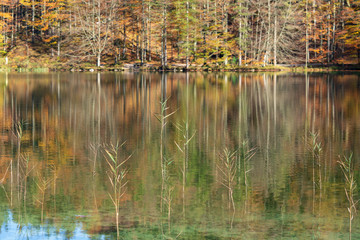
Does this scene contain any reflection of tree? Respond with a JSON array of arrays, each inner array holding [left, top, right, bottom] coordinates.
[[0, 72, 359, 238]]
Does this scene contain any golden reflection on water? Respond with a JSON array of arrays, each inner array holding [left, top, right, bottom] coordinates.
[[0, 72, 359, 239]]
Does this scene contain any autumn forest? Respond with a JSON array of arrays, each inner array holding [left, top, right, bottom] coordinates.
[[0, 0, 360, 69]]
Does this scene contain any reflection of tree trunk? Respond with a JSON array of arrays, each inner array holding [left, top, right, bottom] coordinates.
[[312, 80, 316, 133], [238, 75, 242, 189], [160, 74, 167, 234], [312, 140, 315, 215], [32, 101, 35, 148], [312, 80, 317, 217], [53, 170, 57, 219], [273, 74, 277, 144], [319, 83, 323, 203], [265, 75, 270, 194], [10, 159, 13, 207], [255, 79, 262, 150], [213, 75, 218, 182], [97, 74, 101, 108], [183, 73, 190, 218], [17, 141, 21, 202], [305, 74, 309, 144], [224, 75, 228, 140]]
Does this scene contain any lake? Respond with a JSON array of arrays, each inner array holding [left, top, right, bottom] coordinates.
[[0, 72, 359, 239]]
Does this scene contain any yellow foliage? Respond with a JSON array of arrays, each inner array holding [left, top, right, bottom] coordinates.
[[0, 12, 13, 20], [195, 58, 205, 65], [41, 25, 49, 31], [19, 0, 33, 7]]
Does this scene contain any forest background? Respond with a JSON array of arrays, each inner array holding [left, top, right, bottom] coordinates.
[[0, 0, 359, 70]]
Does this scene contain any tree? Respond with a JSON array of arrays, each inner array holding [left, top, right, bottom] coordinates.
[[341, 0, 360, 63], [72, 0, 117, 66], [0, 0, 13, 54]]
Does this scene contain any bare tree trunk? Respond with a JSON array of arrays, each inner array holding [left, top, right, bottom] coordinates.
[[305, 0, 309, 67], [215, 0, 218, 62], [193, 27, 197, 61], [57, 8, 61, 57], [141, 0, 145, 63], [274, 15, 277, 66], [32, 0, 35, 41], [97, 54, 101, 67], [331, 2, 336, 61], [320, 24, 323, 57], [11, 8, 14, 48], [254, 15, 258, 61], [238, 0, 242, 67], [148, 0, 152, 61], [327, 1, 331, 63], [224, 2, 228, 65], [264, 0, 271, 66], [41, 0, 46, 37], [186, 0, 189, 69], [137, 34, 140, 60], [123, 19, 127, 59], [161, 0, 167, 68], [313, 0, 317, 60]]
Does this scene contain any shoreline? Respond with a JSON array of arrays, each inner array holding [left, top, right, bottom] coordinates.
[[1, 63, 359, 73]]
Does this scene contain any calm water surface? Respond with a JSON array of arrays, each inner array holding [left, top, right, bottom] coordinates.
[[0, 72, 359, 239]]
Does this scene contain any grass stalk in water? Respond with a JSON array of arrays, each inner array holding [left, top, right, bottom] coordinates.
[[0, 163, 11, 204], [155, 97, 176, 234], [103, 142, 131, 240], [49, 163, 59, 214], [161, 156, 174, 233], [20, 154, 35, 210], [338, 153, 358, 240], [89, 142, 100, 176], [217, 148, 237, 214], [174, 121, 196, 217], [11, 120, 25, 205], [35, 174, 51, 224], [217, 148, 238, 229], [308, 132, 322, 214], [238, 141, 255, 198]]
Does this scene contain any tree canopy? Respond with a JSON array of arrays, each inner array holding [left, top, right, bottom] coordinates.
[[0, 0, 359, 67]]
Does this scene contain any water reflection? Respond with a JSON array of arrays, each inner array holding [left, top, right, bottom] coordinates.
[[0, 72, 359, 239]]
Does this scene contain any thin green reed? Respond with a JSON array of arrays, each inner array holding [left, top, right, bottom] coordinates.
[[21, 154, 35, 211], [338, 153, 358, 240], [217, 148, 238, 229], [218, 148, 238, 211], [174, 121, 196, 218], [11, 120, 25, 207], [308, 131, 322, 215], [35, 174, 51, 224], [103, 142, 131, 240], [238, 141, 255, 198], [155, 97, 176, 234]]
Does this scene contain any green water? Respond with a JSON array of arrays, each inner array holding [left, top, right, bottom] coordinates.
[[0, 72, 359, 239]]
